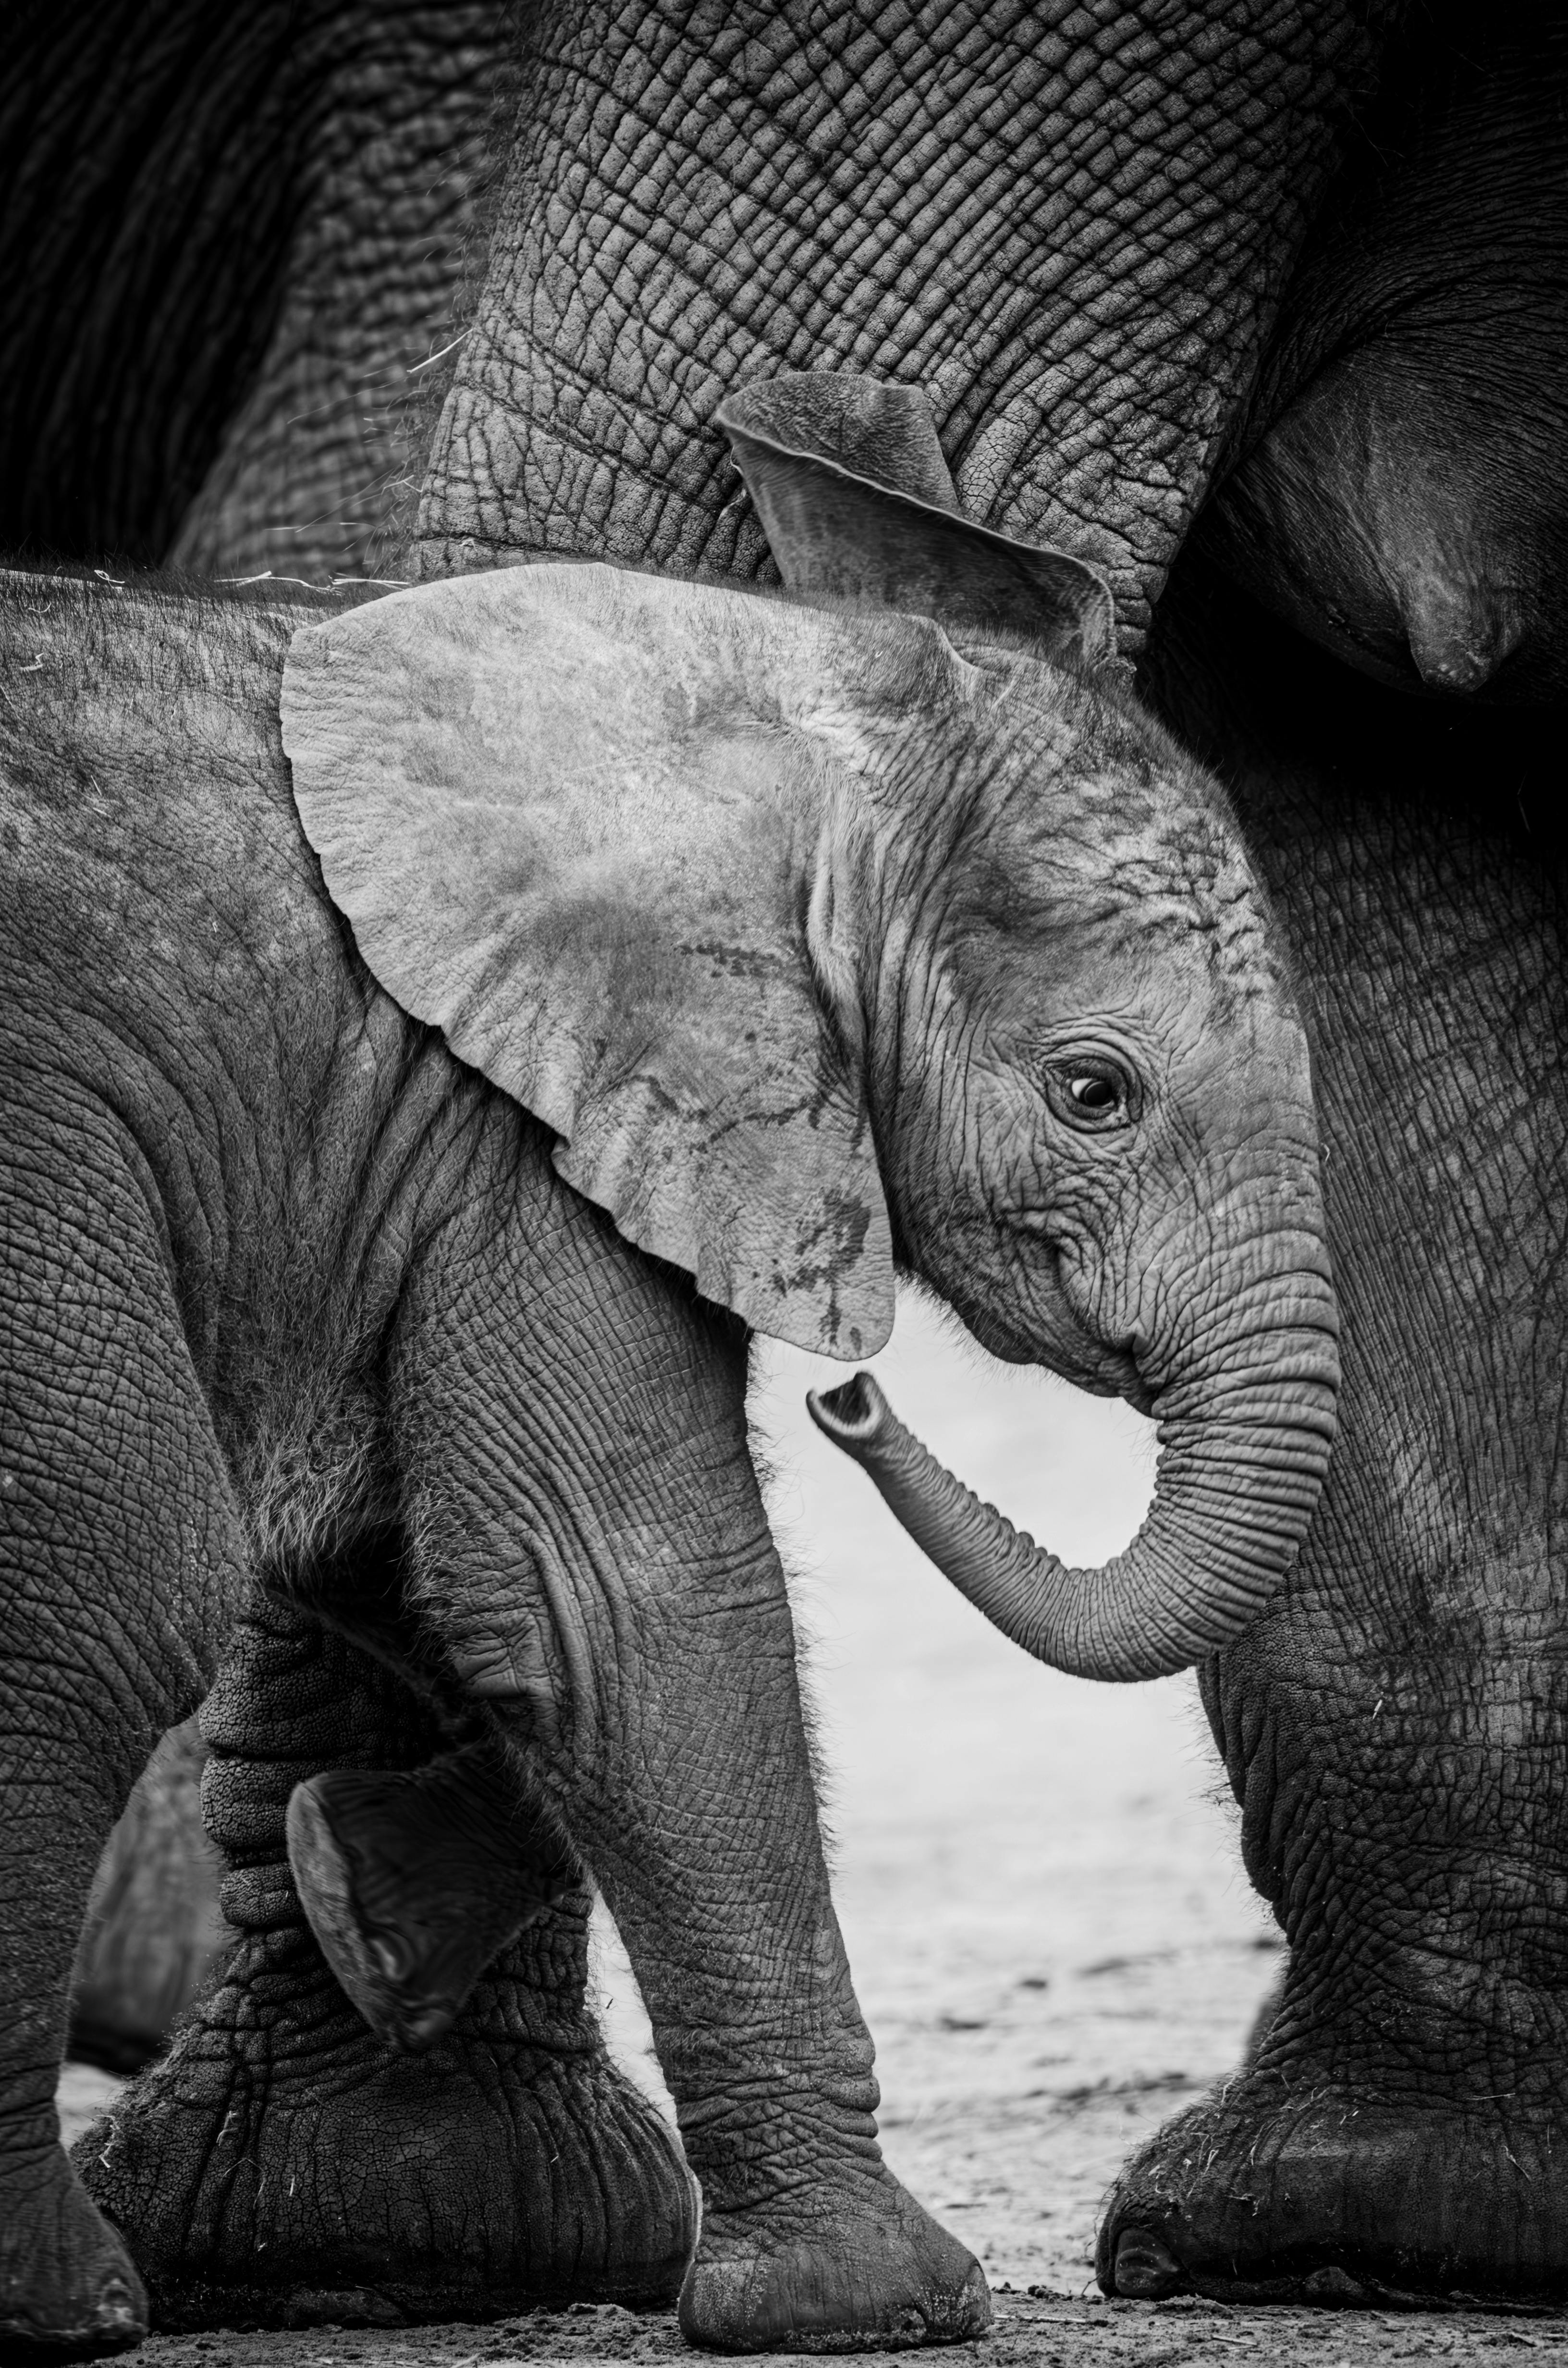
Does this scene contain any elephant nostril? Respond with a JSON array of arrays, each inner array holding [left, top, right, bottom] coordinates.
[[1112, 2225, 1184, 2298]]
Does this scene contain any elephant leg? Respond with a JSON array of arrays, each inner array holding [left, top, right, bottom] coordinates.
[[80, 1583, 695, 2331], [383, 1164, 990, 2351], [0, 1116, 236, 2354], [1100, 561, 1568, 2306]]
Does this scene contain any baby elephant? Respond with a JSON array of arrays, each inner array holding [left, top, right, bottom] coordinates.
[[0, 376, 1335, 2356], [285, 373, 1340, 2069]]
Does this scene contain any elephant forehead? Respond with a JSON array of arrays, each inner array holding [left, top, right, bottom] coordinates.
[[931, 692, 1286, 1015]]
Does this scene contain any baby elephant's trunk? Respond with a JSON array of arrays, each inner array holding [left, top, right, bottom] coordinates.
[[808, 1302, 1338, 1680]]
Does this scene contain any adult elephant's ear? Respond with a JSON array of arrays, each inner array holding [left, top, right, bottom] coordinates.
[[718, 373, 1117, 670], [280, 563, 894, 1360]]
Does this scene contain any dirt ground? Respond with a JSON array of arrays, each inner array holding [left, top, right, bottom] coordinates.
[[57, 1295, 1568, 2366]]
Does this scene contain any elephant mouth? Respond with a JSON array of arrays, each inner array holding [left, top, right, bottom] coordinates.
[[958, 1264, 1153, 1414]]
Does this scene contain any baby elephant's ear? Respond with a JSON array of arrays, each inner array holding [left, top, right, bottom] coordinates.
[[280, 564, 894, 1361], [718, 373, 1116, 670]]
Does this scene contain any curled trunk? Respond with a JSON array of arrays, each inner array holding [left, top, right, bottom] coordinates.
[[808, 1336, 1337, 1680]]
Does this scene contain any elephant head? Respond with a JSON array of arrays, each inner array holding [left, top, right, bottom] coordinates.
[[282, 380, 1337, 1685]]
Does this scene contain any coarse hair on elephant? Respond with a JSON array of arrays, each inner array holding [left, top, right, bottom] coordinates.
[[0, 399, 1336, 2358]]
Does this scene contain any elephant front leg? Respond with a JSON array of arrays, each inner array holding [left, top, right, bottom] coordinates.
[[1097, 563, 1568, 2309], [398, 1207, 989, 2352], [579, 1602, 990, 2353], [0, 1124, 244, 2357], [466, 1552, 986, 2351]]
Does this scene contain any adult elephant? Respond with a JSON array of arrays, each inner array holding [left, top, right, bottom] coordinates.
[[0, 0, 511, 578], [23, 0, 1566, 2327], [401, 0, 1566, 2313]]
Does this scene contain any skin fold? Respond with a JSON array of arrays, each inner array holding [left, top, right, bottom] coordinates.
[[415, 0, 1401, 639], [0, 552, 1325, 2351]]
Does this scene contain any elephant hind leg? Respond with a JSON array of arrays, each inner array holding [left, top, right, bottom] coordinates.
[[82, 1584, 696, 2331], [0, 1120, 245, 2354]]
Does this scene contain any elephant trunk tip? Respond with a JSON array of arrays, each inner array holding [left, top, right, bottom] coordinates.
[[808, 1370, 886, 1447]]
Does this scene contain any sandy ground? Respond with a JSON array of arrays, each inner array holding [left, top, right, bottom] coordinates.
[[57, 1294, 1567, 2364]]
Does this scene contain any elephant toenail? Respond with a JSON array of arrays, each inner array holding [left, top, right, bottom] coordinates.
[[1113, 2226, 1183, 2297]]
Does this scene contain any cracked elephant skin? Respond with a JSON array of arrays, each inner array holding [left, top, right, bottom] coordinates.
[[0, 0, 514, 580], [403, 0, 1568, 2315]]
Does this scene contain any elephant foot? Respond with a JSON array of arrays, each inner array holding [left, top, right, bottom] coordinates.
[[74, 1929, 696, 2330], [285, 1758, 571, 2053], [1098, 2069, 1568, 2309], [681, 2175, 991, 2352], [0, 2141, 147, 2356]]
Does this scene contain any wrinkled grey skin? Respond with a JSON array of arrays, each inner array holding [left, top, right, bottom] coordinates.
[[0, 542, 1326, 2354], [1203, 11, 1568, 701], [24, 0, 1568, 2325], [0, 0, 510, 577], [408, 0, 1568, 2317]]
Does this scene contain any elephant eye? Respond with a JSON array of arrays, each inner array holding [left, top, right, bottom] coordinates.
[[1044, 1058, 1135, 1133]]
